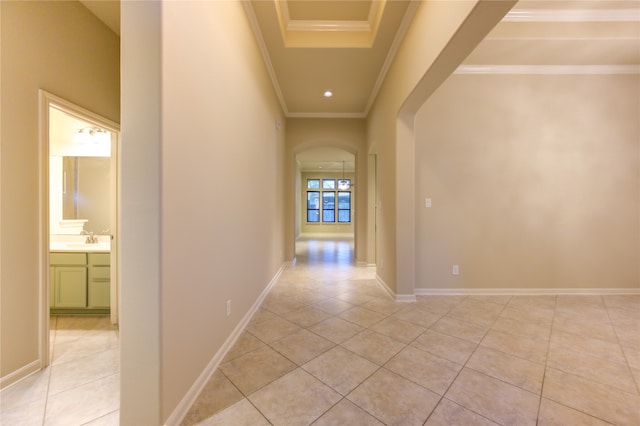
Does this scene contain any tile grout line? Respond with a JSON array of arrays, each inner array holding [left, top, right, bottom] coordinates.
[[601, 295, 640, 396], [535, 294, 558, 426]]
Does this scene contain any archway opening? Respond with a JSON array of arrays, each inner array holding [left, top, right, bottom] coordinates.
[[294, 147, 356, 265]]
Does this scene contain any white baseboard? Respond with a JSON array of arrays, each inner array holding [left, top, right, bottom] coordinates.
[[375, 274, 395, 300], [165, 263, 287, 426], [415, 287, 640, 296], [395, 294, 417, 302], [0, 360, 41, 390]]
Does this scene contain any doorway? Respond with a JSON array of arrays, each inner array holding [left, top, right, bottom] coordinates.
[[39, 90, 120, 367], [294, 147, 356, 263]]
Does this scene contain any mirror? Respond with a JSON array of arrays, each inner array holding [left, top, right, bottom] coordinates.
[[49, 106, 112, 235], [61, 156, 111, 233]]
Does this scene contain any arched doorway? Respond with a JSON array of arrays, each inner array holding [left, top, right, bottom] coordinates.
[[294, 147, 356, 264]]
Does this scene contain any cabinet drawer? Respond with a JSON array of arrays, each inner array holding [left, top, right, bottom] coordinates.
[[88, 253, 110, 266], [90, 266, 110, 280], [51, 252, 87, 266]]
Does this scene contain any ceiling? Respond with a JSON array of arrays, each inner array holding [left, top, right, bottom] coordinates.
[[82, 0, 639, 170]]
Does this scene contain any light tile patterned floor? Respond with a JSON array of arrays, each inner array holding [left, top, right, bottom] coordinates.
[[0, 316, 120, 425], [2, 235, 639, 425], [182, 236, 640, 426]]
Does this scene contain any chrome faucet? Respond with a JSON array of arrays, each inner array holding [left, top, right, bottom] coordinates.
[[82, 230, 99, 244]]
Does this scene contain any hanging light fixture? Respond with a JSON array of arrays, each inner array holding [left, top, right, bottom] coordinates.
[[74, 127, 109, 144], [338, 160, 352, 190]]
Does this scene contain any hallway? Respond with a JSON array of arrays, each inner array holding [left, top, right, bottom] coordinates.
[[1, 235, 638, 425], [181, 235, 640, 426]]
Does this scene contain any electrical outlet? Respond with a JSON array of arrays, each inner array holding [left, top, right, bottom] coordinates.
[[452, 265, 459, 275], [425, 198, 432, 208], [226, 300, 231, 317]]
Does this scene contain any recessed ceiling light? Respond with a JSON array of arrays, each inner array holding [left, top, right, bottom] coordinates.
[[323, 90, 333, 98]]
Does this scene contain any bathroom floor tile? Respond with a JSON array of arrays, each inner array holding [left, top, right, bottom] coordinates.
[[48, 347, 119, 396], [43, 373, 120, 426]]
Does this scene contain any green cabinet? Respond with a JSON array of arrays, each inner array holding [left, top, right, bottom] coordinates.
[[88, 253, 110, 308], [50, 252, 110, 313]]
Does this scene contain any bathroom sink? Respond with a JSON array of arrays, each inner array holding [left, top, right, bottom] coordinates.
[[50, 241, 111, 252]]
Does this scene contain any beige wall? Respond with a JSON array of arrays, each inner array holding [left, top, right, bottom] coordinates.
[[415, 73, 640, 291], [121, 1, 286, 423], [0, 1, 119, 386], [300, 171, 356, 235], [286, 118, 367, 262], [366, 0, 513, 296]]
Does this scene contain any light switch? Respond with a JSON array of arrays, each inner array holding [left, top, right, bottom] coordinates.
[[425, 198, 432, 208]]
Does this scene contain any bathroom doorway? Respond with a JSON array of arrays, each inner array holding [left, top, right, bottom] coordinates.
[[39, 90, 120, 367]]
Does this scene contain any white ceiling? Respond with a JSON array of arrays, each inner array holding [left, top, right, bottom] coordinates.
[[81, 0, 639, 169]]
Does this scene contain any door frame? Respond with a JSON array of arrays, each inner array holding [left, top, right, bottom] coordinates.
[[38, 90, 120, 367]]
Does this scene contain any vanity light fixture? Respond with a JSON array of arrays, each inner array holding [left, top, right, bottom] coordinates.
[[323, 90, 333, 98], [74, 127, 109, 144]]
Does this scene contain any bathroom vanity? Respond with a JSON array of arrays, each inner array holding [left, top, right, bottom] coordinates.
[[50, 240, 111, 315]]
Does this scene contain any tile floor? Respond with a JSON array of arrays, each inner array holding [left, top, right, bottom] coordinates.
[[2, 235, 639, 426], [182, 236, 640, 426], [0, 316, 119, 425]]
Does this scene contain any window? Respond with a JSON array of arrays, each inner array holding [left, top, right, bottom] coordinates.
[[338, 192, 351, 222], [322, 179, 335, 189], [322, 191, 335, 222], [305, 177, 351, 224], [307, 191, 320, 222]]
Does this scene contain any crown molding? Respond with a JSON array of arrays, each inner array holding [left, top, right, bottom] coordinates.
[[286, 112, 367, 119], [505, 8, 640, 22], [455, 64, 640, 75], [287, 20, 371, 32], [241, 1, 289, 116]]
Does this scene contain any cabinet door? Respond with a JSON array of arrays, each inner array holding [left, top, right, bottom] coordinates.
[[55, 267, 87, 307], [88, 266, 110, 307], [88, 282, 110, 307]]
